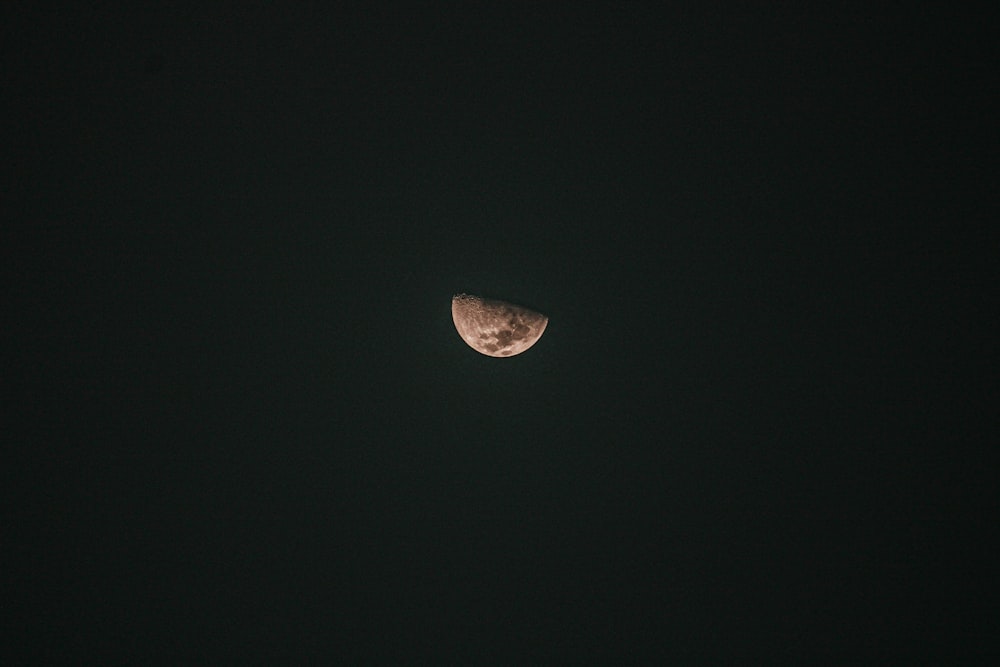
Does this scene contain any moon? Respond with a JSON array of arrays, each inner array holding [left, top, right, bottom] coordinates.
[[451, 293, 549, 357]]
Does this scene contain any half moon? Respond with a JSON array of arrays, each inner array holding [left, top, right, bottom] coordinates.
[[451, 293, 549, 358]]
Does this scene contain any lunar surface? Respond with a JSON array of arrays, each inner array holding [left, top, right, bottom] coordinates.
[[451, 293, 548, 357]]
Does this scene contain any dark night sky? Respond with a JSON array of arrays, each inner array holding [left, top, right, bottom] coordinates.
[[4, 3, 996, 663]]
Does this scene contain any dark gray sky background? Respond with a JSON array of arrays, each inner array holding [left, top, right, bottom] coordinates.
[[4, 4, 995, 662]]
